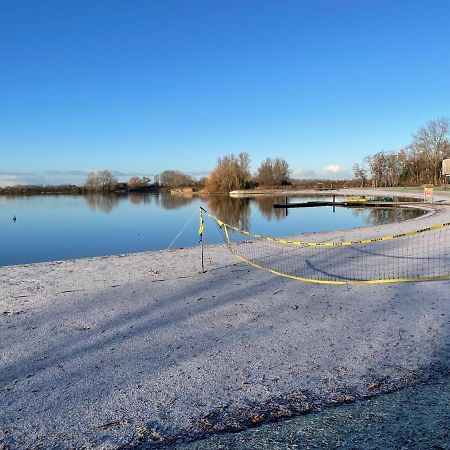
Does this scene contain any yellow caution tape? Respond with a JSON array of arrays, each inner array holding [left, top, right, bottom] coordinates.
[[202, 209, 450, 284], [205, 211, 450, 247], [198, 209, 204, 236], [229, 248, 450, 285]]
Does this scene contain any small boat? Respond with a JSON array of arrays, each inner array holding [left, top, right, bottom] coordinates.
[[346, 197, 367, 202], [367, 197, 394, 202]]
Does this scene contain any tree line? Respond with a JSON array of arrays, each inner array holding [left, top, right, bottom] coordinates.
[[82, 154, 291, 193], [83, 169, 201, 192], [205, 152, 290, 192], [353, 118, 450, 187], [5, 118, 448, 196]]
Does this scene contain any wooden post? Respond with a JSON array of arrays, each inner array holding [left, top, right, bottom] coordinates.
[[201, 236, 204, 272], [199, 207, 205, 272]]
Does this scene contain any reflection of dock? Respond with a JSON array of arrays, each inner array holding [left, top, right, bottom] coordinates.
[[274, 200, 419, 209], [271, 195, 423, 217]]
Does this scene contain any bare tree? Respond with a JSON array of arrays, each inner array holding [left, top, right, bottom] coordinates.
[[159, 170, 193, 188], [366, 152, 402, 187], [85, 170, 118, 192], [238, 152, 252, 188], [272, 157, 290, 185], [256, 157, 290, 186], [352, 163, 367, 187], [206, 152, 252, 192], [128, 176, 151, 190], [256, 159, 273, 186], [357, 118, 450, 187], [366, 153, 386, 187], [386, 152, 401, 187], [412, 118, 450, 185]]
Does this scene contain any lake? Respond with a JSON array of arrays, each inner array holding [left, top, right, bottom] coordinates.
[[0, 193, 423, 266]]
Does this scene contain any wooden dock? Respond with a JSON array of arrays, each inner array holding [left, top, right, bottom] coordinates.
[[273, 201, 419, 209]]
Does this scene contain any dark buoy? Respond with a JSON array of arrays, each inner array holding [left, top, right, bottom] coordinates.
[[13, 215, 16, 222]]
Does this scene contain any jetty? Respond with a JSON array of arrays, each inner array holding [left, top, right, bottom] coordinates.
[[273, 200, 418, 209], [272, 195, 421, 209]]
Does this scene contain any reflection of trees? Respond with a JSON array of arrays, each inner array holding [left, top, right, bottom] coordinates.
[[364, 207, 422, 225], [255, 196, 287, 221], [350, 207, 423, 226], [350, 208, 365, 219], [128, 193, 152, 205], [84, 194, 120, 213], [155, 193, 196, 209], [205, 195, 251, 230]]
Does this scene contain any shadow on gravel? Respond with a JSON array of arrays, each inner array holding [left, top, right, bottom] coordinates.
[[1, 267, 450, 449], [1, 269, 280, 386], [127, 280, 450, 449]]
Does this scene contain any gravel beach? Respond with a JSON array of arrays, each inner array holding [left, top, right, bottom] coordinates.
[[1, 189, 450, 449]]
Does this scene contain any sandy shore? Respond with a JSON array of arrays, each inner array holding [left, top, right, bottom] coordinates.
[[1, 189, 450, 449]]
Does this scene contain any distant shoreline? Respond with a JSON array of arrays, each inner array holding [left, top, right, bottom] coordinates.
[[3, 184, 449, 197], [0, 186, 165, 196]]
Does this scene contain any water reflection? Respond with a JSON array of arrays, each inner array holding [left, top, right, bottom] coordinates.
[[81, 193, 423, 229], [84, 194, 120, 213], [1, 193, 427, 266], [351, 207, 423, 226], [128, 192, 152, 205], [155, 193, 196, 209], [83, 192, 195, 212], [205, 195, 251, 230], [255, 196, 288, 221]]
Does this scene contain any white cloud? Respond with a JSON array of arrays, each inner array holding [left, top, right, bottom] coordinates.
[[0, 175, 21, 186], [319, 164, 352, 179], [321, 164, 342, 174], [289, 168, 318, 179], [0, 170, 85, 186], [290, 164, 351, 180]]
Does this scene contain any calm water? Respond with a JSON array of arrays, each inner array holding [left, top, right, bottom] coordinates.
[[0, 193, 423, 266]]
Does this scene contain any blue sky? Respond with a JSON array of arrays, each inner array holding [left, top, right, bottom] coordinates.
[[1, 0, 450, 185]]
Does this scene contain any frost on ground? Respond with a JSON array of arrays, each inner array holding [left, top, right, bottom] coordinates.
[[1, 190, 450, 449]]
